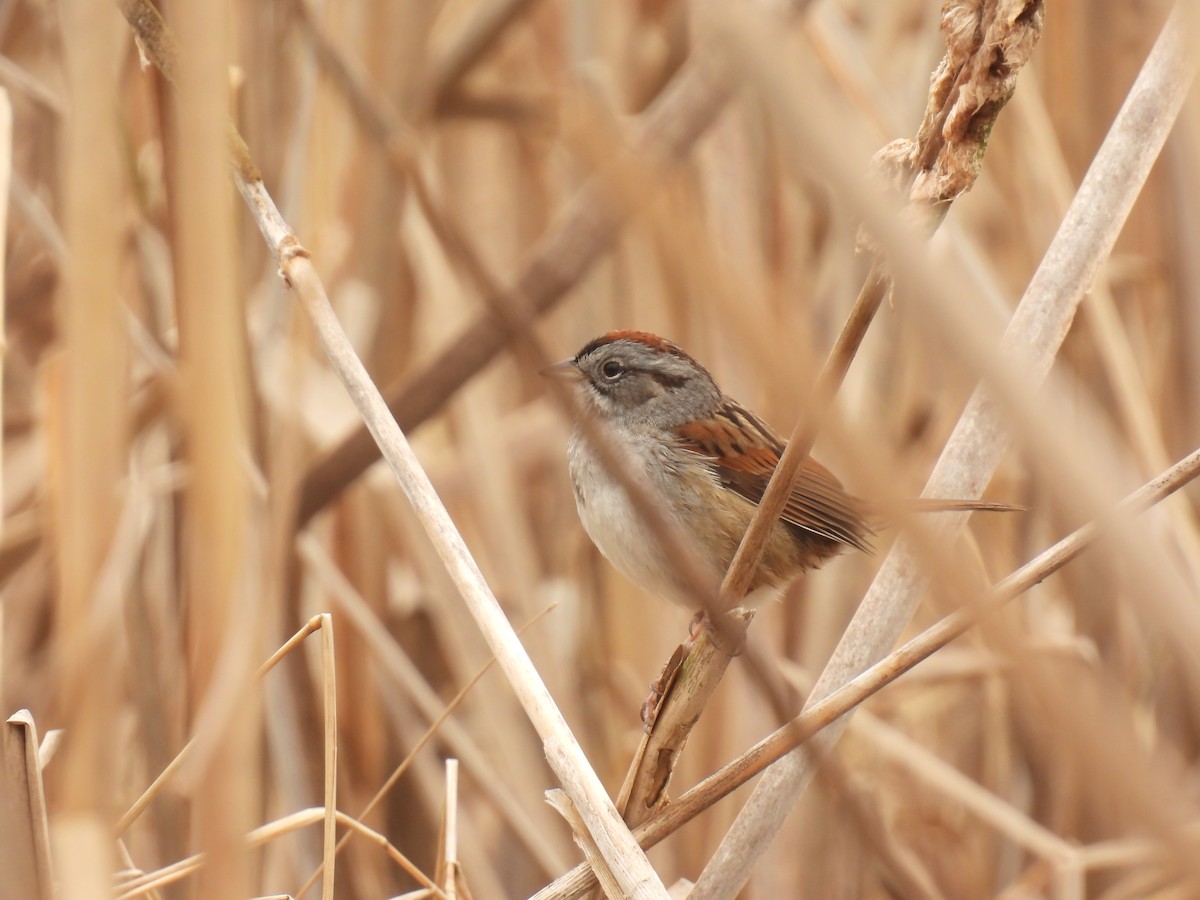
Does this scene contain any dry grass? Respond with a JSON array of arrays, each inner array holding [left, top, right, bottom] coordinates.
[[3, 1, 1200, 898]]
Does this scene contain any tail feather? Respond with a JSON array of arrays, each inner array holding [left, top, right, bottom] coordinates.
[[900, 498, 1026, 513]]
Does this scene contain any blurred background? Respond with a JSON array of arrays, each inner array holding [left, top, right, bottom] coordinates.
[[2, 0, 1199, 897]]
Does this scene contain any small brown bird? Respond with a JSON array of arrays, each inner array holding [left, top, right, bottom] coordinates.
[[544, 330, 1013, 609]]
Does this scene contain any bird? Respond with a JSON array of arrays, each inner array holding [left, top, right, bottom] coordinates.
[[543, 330, 1015, 610]]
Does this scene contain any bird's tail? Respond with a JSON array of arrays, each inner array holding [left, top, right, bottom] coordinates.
[[899, 498, 1025, 513]]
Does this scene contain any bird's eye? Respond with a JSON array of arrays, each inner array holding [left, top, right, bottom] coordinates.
[[601, 360, 624, 379]]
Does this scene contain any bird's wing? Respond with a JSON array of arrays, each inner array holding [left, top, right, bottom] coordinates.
[[673, 404, 871, 551]]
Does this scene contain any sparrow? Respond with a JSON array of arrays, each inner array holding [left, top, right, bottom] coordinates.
[[543, 330, 1012, 610]]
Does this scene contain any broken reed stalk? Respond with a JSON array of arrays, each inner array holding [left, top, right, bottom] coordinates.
[[2, 711, 54, 899], [531, 444, 1200, 899], [691, 8, 1192, 896], [114, 3, 669, 896], [437, 759, 461, 900]]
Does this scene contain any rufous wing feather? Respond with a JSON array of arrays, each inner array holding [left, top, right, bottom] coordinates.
[[673, 405, 872, 552]]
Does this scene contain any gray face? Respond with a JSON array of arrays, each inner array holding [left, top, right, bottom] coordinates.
[[572, 338, 722, 429]]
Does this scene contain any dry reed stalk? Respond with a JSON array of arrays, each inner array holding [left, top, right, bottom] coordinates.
[[317, 613, 339, 900], [615, 613, 749, 828], [0, 88, 8, 820], [693, 9, 1195, 896], [115, 807, 442, 900], [533, 446, 1200, 899], [546, 789, 627, 900], [50, 4, 128, 897], [416, 0, 547, 118], [436, 758, 461, 900], [0, 87, 9, 534], [2, 710, 54, 898], [162, 0, 263, 893], [1009, 81, 1200, 582]]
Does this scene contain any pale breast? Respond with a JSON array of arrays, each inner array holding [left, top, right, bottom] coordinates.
[[567, 428, 699, 607], [566, 427, 833, 609]]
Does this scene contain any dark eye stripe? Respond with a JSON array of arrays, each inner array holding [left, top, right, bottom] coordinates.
[[649, 371, 687, 389]]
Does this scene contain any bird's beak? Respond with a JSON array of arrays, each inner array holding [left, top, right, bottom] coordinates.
[[540, 358, 584, 382]]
